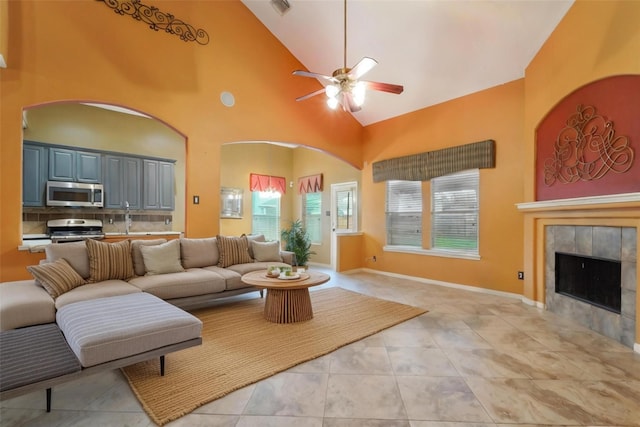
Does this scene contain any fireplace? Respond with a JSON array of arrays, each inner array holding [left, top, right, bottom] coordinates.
[[555, 252, 621, 313], [544, 225, 636, 348]]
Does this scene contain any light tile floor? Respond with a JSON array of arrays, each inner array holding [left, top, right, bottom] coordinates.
[[2, 269, 640, 426]]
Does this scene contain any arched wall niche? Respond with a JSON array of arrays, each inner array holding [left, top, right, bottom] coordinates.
[[535, 74, 640, 201]]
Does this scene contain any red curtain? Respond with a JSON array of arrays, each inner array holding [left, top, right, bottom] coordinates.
[[249, 173, 286, 194], [298, 174, 323, 194]]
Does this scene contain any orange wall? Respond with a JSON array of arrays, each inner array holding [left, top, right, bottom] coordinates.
[[0, 0, 362, 281], [521, 0, 640, 300], [361, 80, 526, 294]]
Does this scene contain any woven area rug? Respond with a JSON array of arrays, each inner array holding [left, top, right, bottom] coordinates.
[[122, 287, 427, 425]]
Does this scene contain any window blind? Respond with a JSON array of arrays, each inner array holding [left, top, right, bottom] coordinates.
[[431, 169, 479, 252], [251, 191, 281, 241], [303, 192, 322, 244], [386, 180, 422, 246]]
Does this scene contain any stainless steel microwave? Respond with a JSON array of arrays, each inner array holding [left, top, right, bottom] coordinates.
[[46, 181, 104, 207]]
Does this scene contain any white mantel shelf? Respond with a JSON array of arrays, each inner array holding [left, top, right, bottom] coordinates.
[[516, 192, 640, 212]]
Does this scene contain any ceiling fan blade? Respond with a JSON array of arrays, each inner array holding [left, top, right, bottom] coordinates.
[[349, 57, 377, 80], [362, 81, 404, 94], [292, 70, 336, 83], [296, 88, 326, 102], [342, 91, 361, 113]]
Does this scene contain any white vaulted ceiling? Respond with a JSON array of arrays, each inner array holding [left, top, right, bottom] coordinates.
[[242, 0, 574, 126]]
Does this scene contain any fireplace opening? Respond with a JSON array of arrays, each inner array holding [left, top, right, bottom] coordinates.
[[555, 252, 621, 313]]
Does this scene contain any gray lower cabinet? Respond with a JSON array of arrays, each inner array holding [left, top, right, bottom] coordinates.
[[49, 147, 101, 183], [143, 159, 175, 210], [104, 155, 141, 209], [23, 144, 49, 207]]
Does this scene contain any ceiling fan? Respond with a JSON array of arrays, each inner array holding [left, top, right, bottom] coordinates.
[[292, 0, 404, 113]]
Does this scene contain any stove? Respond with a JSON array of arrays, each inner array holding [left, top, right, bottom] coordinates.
[[47, 219, 105, 243]]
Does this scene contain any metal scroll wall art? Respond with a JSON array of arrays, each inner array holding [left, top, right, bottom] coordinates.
[[544, 104, 634, 186], [99, 0, 209, 45]]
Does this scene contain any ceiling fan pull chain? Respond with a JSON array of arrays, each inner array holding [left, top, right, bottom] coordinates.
[[343, 0, 347, 71]]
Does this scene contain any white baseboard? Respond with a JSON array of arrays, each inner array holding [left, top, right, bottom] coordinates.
[[358, 268, 526, 302], [635, 343, 640, 354]]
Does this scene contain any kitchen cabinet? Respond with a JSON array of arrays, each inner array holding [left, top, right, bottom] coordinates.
[[23, 143, 49, 207], [49, 147, 101, 183], [143, 159, 175, 210], [104, 155, 142, 209]]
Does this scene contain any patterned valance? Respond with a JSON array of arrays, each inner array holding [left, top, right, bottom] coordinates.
[[249, 173, 287, 194], [298, 174, 323, 195], [372, 140, 495, 182]]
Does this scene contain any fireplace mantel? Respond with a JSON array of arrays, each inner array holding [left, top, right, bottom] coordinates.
[[517, 192, 640, 352], [516, 192, 640, 212]]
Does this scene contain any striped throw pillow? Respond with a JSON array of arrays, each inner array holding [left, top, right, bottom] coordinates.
[[86, 239, 135, 282], [216, 235, 253, 268], [27, 258, 86, 298]]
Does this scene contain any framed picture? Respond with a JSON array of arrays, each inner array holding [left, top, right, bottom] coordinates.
[[220, 187, 243, 219]]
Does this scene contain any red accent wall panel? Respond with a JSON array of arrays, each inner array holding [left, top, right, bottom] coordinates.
[[535, 75, 640, 201]]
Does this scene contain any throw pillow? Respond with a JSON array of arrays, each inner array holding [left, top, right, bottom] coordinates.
[[27, 258, 86, 298], [85, 239, 135, 283], [180, 237, 219, 268], [139, 239, 185, 275], [216, 235, 253, 268], [243, 234, 266, 259], [44, 241, 91, 280], [131, 239, 167, 276], [250, 240, 283, 262]]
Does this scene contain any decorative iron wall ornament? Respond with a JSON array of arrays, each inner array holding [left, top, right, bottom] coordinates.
[[544, 104, 634, 186], [99, 0, 209, 45]]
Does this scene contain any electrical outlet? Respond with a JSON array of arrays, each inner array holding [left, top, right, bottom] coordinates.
[[517, 271, 524, 280]]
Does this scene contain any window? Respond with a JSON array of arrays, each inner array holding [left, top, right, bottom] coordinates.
[[386, 180, 422, 246], [303, 192, 322, 244], [251, 191, 281, 241], [431, 169, 479, 253]]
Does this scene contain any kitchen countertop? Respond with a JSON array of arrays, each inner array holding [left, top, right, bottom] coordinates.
[[104, 231, 182, 236]]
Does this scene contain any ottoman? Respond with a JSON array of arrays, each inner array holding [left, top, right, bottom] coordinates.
[[0, 323, 81, 411], [56, 293, 202, 368]]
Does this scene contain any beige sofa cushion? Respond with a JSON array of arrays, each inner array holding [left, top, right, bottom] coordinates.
[[139, 239, 184, 275], [131, 239, 167, 276], [86, 239, 134, 282], [180, 237, 219, 268], [216, 235, 253, 268], [250, 240, 283, 262], [45, 241, 90, 279], [54, 280, 141, 310], [0, 280, 55, 331], [26, 258, 86, 298], [128, 268, 226, 300], [244, 234, 266, 258], [56, 293, 202, 368]]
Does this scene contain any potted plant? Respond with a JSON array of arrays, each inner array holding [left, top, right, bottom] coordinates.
[[281, 219, 315, 267]]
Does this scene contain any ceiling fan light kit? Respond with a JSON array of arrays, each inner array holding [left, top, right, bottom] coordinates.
[[292, 0, 403, 113]]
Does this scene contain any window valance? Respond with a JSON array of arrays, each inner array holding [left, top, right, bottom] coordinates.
[[372, 139, 495, 182], [249, 173, 287, 194], [298, 174, 323, 195]]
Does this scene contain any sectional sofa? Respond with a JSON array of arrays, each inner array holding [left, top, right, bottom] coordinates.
[[0, 234, 294, 331]]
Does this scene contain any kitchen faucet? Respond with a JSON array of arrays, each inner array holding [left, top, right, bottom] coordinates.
[[125, 201, 131, 235]]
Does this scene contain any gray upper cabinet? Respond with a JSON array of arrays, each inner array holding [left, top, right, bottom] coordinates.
[[23, 143, 49, 207], [76, 151, 102, 183], [49, 147, 101, 183], [104, 155, 141, 209], [143, 159, 175, 210]]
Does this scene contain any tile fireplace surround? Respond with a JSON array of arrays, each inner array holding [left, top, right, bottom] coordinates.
[[518, 193, 640, 352]]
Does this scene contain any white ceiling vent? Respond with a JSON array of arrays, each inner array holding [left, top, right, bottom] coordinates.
[[270, 0, 291, 16]]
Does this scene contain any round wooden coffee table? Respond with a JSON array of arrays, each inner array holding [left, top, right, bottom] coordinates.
[[241, 270, 330, 323]]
